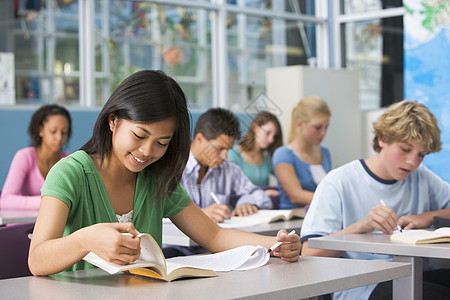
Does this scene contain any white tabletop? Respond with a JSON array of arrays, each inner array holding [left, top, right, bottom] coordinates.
[[163, 219, 303, 246], [0, 209, 38, 225], [308, 232, 450, 259], [0, 256, 410, 300], [308, 232, 450, 300]]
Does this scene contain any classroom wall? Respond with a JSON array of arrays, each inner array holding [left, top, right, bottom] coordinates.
[[0, 107, 100, 188]]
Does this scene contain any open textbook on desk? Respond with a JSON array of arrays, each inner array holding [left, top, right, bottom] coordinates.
[[83, 233, 269, 281], [390, 227, 450, 245], [219, 209, 305, 229]]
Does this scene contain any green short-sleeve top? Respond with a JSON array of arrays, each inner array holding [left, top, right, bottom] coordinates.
[[41, 150, 191, 272]]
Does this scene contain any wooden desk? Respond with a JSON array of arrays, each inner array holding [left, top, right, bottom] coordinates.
[[308, 233, 450, 300], [0, 209, 38, 225], [0, 256, 410, 300], [163, 219, 303, 247]]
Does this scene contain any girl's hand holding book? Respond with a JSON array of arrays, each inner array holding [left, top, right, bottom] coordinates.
[[85, 222, 141, 265]]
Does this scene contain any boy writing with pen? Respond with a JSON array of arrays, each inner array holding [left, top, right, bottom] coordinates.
[[181, 108, 272, 223], [163, 108, 274, 257], [301, 100, 450, 300]]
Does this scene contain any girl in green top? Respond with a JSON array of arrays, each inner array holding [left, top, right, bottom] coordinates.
[[28, 70, 301, 275]]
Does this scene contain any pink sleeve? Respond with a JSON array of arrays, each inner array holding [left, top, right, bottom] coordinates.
[[0, 148, 42, 210]]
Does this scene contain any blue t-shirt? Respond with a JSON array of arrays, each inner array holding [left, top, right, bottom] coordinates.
[[272, 145, 331, 209], [301, 159, 450, 300], [227, 145, 273, 187]]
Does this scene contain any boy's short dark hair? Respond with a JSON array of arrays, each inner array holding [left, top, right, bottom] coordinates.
[[194, 108, 241, 141]]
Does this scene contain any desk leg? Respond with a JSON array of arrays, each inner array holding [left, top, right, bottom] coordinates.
[[392, 256, 422, 300]]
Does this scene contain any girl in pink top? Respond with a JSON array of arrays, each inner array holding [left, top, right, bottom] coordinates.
[[1, 105, 72, 210]]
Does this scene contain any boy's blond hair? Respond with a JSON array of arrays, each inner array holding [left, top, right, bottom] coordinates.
[[372, 100, 441, 153], [288, 95, 331, 143]]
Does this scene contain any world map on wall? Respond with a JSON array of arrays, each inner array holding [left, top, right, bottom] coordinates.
[[404, 0, 450, 182]]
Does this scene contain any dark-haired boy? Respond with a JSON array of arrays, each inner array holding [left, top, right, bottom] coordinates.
[[301, 100, 450, 299], [181, 108, 272, 223]]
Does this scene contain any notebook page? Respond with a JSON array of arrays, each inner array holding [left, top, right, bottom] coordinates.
[[166, 245, 268, 272], [233, 247, 269, 271]]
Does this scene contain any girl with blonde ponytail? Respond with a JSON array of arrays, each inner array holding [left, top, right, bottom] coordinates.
[[273, 96, 332, 209]]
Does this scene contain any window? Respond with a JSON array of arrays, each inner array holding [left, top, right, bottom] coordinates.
[[334, 0, 404, 110], [94, 2, 213, 108], [1, 0, 324, 110], [11, 0, 80, 105]]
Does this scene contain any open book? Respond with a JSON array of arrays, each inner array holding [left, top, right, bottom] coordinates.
[[390, 227, 450, 245], [219, 209, 305, 229], [83, 233, 269, 281]]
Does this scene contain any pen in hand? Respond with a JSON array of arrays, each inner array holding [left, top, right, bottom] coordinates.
[[267, 230, 296, 254], [379, 199, 403, 232], [210, 192, 232, 221], [210, 192, 221, 205]]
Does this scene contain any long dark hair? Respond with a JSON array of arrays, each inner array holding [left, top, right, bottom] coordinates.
[[28, 104, 72, 148], [81, 70, 191, 200]]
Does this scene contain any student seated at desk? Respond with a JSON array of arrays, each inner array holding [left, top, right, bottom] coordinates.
[[273, 96, 332, 209], [162, 108, 274, 257], [1, 104, 72, 210], [28, 70, 300, 276], [228, 111, 283, 198], [181, 108, 273, 223], [301, 100, 450, 300]]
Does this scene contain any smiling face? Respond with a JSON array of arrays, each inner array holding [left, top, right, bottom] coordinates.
[[254, 121, 278, 150], [378, 140, 427, 181], [108, 115, 176, 174], [39, 114, 70, 153]]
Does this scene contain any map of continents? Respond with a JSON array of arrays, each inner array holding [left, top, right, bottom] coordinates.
[[404, 0, 450, 182]]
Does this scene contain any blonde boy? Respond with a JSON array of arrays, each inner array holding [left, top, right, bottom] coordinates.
[[301, 100, 450, 299]]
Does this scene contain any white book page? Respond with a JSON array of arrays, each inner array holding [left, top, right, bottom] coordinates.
[[83, 233, 165, 275], [218, 210, 296, 229], [165, 261, 200, 274], [138, 234, 166, 269], [435, 227, 450, 235], [407, 229, 441, 238], [233, 247, 270, 271], [391, 229, 442, 241], [83, 252, 156, 275], [166, 245, 269, 272], [242, 210, 291, 221], [257, 209, 292, 218], [219, 219, 264, 229]]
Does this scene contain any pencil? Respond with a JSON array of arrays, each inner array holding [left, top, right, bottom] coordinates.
[[267, 230, 296, 253], [379, 199, 403, 232]]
